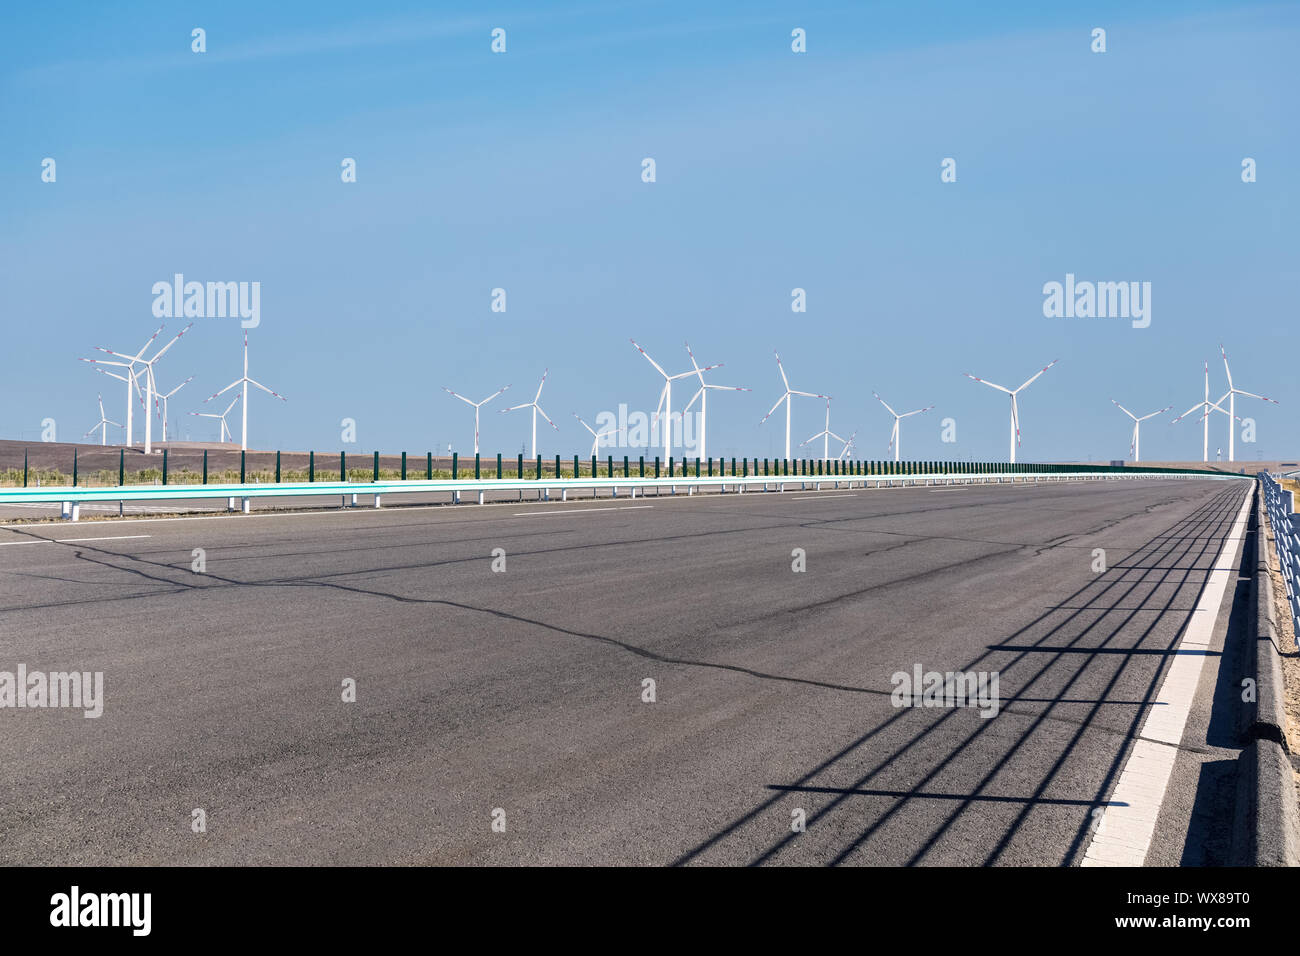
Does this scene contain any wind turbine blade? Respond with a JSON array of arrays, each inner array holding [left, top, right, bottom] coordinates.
[[246, 379, 287, 401], [1136, 405, 1174, 421], [1111, 399, 1136, 420], [1011, 395, 1021, 445], [148, 322, 194, 362], [1221, 345, 1233, 389], [774, 351, 790, 390], [535, 404, 559, 430], [631, 340, 667, 378], [965, 373, 1011, 394], [899, 405, 934, 418], [132, 324, 166, 360], [204, 380, 243, 402], [443, 388, 476, 406], [760, 393, 787, 423], [1017, 359, 1059, 392], [572, 413, 597, 437], [872, 391, 898, 417], [534, 369, 549, 403], [1170, 402, 1203, 424], [481, 385, 511, 404], [683, 387, 704, 413]]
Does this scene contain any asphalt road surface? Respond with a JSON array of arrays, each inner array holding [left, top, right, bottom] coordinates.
[[0, 478, 1253, 865]]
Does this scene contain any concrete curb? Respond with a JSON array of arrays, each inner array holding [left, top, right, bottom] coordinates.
[[1249, 489, 1290, 745], [1235, 481, 1300, 865]]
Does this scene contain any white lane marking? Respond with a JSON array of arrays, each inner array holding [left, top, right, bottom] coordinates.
[[0, 534, 152, 547], [512, 505, 656, 517], [1081, 487, 1253, 867], [791, 494, 857, 501]]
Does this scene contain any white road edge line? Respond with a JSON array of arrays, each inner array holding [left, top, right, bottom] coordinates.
[[1081, 486, 1253, 867], [0, 534, 153, 546], [791, 494, 857, 501]]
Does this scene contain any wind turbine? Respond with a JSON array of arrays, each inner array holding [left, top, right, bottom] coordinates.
[[631, 340, 711, 464], [799, 398, 844, 462], [872, 391, 935, 462], [202, 332, 286, 451], [443, 383, 510, 455], [963, 359, 1058, 463], [90, 323, 193, 454], [156, 376, 194, 443], [79, 323, 163, 448], [189, 393, 242, 444], [1170, 362, 1219, 462], [83, 394, 121, 445], [501, 369, 557, 458], [681, 342, 747, 462], [1110, 400, 1172, 462], [89, 366, 146, 433], [759, 351, 826, 459], [573, 413, 626, 457], [1217, 344, 1279, 462], [837, 430, 859, 463]]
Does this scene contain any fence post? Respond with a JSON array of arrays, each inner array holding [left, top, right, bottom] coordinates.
[[276, 450, 281, 483], [73, 449, 78, 487], [452, 452, 458, 480], [655, 457, 660, 478], [497, 453, 503, 480], [401, 451, 407, 481], [162, 449, 168, 486], [555, 454, 561, 479], [373, 451, 380, 482], [476, 453, 482, 480], [517, 453, 524, 480], [119, 449, 124, 486], [241, 450, 247, 484], [202, 450, 208, 485], [623, 456, 629, 479], [536, 455, 542, 480], [309, 451, 314, 483], [427, 452, 433, 480], [24, 449, 28, 488], [340, 451, 345, 483]]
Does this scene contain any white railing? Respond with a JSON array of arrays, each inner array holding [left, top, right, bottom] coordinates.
[[0, 467, 1250, 521], [1261, 473, 1300, 645]]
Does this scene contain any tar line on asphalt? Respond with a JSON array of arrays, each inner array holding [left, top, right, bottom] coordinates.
[[1080, 486, 1253, 866]]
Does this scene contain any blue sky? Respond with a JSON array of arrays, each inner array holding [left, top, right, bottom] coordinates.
[[2, 0, 1296, 462]]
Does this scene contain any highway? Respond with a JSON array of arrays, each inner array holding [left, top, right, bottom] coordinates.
[[0, 478, 1253, 865]]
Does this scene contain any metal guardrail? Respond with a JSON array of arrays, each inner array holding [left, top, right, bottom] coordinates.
[[1261, 472, 1300, 645], [0, 467, 1251, 521]]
